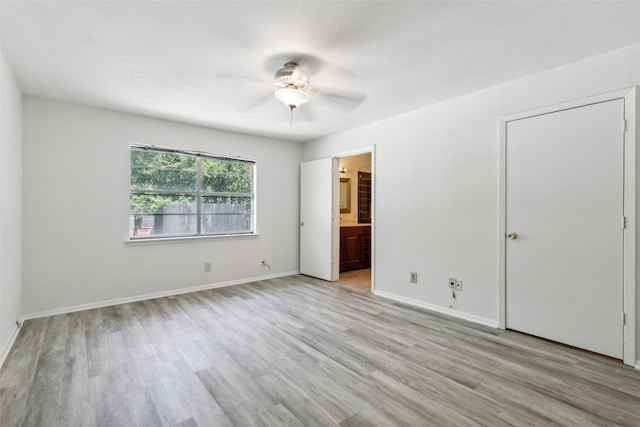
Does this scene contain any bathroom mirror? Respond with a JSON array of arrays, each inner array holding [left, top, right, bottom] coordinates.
[[340, 178, 351, 213]]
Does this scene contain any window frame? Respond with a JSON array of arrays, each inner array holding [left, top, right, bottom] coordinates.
[[129, 143, 257, 240]]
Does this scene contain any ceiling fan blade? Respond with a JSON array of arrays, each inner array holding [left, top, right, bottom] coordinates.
[[312, 86, 367, 103], [216, 71, 271, 86], [297, 105, 317, 123], [308, 86, 367, 113], [239, 92, 275, 112]]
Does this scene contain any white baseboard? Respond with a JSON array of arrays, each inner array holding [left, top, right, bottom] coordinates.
[[23, 270, 300, 320], [373, 290, 499, 329], [636, 360, 640, 370], [0, 315, 24, 370]]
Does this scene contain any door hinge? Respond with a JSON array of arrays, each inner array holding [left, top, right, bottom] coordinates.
[[622, 312, 627, 326], [622, 216, 627, 229], [623, 119, 628, 132]]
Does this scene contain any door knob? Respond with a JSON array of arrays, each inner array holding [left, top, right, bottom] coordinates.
[[300, 221, 304, 226], [507, 232, 518, 240]]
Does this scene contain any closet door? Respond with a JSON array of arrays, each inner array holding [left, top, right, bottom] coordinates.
[[505, 99, 624, 358]]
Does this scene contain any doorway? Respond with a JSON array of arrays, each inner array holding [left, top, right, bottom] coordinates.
[[499, 88, 636, 366], [337, 152, 373, 291]]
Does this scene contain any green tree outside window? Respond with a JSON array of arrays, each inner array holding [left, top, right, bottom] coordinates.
[[130, 146, 255, 238]]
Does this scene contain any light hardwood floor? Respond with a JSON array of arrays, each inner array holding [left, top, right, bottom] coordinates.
[[1, 275, 640, 426], [339, 268, 371, 290]]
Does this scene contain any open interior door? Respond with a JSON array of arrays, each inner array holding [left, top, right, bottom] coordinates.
[[300, 158, 339, 281]]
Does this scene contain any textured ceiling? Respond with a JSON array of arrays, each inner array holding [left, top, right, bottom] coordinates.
[[3, 1, 640, 142]]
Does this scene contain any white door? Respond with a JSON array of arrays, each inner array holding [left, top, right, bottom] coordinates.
[[506, 99, 624, 359], [300, 158, 339, 281]]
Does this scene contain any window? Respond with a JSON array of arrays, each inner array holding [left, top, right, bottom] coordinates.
[[129, 145, 255, 239]]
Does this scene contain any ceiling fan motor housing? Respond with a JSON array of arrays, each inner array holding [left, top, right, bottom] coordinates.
[[274, 62, 310, 90]]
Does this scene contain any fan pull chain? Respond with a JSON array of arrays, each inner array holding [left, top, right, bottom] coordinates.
[[290, 106, 294, 127]]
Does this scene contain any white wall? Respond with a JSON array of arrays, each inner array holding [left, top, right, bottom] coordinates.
[[0, 52, 23, 361], [304, 42, 640, 355], [23, 97, 302, 315]]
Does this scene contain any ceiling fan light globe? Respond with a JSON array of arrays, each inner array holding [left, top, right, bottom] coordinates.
[[274, 88, 310, 109]]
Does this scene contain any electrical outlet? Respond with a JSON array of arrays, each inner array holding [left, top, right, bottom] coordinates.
[[204, 262, 211, 272], [410, 272, 418, 283], [455, 279, 463, 291], [448, 278, 456, 289]]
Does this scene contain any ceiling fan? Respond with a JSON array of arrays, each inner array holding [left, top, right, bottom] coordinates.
[[225, 56, 366, 123], [273, 61, 313, 111]]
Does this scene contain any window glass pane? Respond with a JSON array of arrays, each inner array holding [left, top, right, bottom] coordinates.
[[130, 193, 197, 237], [201, 195, 253, 234], [130, 149, 197, 192], [201, 158, 252, 194], [129, 145, 255, 239]]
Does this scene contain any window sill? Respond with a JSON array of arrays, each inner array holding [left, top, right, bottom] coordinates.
[[125, 233, 259, 246]]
